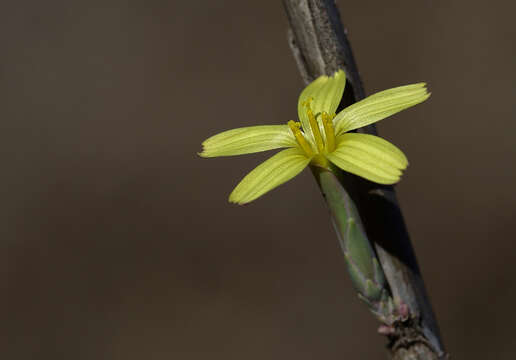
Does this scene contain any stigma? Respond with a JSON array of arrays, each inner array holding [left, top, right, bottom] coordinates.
[[288, 98, 337, 158], [288, 120, 313, 156]]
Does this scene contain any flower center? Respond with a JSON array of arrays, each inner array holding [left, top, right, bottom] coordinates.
[[288, 97, 337, 158]]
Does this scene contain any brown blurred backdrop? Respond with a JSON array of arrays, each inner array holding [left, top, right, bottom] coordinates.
[[3, 1, 516, 359]]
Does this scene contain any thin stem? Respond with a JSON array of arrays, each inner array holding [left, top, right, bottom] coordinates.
[[282, 1, 447, 359]]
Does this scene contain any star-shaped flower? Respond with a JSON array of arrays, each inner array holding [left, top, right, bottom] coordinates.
[[200, 70, 429, 204]]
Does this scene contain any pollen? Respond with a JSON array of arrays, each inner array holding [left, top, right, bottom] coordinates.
[[302, 98, 325, 153], [292, 98, 337, 157], [288, 120, 313, 156], [321, 112, 336, 152]]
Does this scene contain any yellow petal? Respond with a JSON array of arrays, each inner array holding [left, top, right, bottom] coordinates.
[[229, 148, 310, 204], [333, 83, 430, 135], [297, 70, 346, 140], [200, 125, 297, 157], [326, 133, 408, 184]]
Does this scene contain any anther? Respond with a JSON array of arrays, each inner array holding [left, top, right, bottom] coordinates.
[[301, 97, 313, 108], [303, 99, 324, 153], [288, 120, 313, 156], [322, 112, 336, 152]]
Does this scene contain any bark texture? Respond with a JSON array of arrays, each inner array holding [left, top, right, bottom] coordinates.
[[282, 1, 447, 359]]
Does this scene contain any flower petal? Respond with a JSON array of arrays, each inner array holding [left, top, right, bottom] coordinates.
[[229, 148, 310, 204], [333, 83, 430, 135], [298, 70, 346, 140], [200, 125, 297, 157], [326, 133, 408, 184]]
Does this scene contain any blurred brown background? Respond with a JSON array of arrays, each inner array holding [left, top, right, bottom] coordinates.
[[3, 1, 515, 359]]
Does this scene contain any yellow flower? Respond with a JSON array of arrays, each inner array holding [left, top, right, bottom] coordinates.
[[200, 70, 429, 204]]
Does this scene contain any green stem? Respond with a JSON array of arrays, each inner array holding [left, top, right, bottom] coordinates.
[[312, 166, 397, 324]]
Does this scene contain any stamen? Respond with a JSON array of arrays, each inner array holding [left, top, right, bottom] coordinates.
[[288, 120, 313, 156], [303, 98, 324, 153], [322, 112, 336, 152]]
